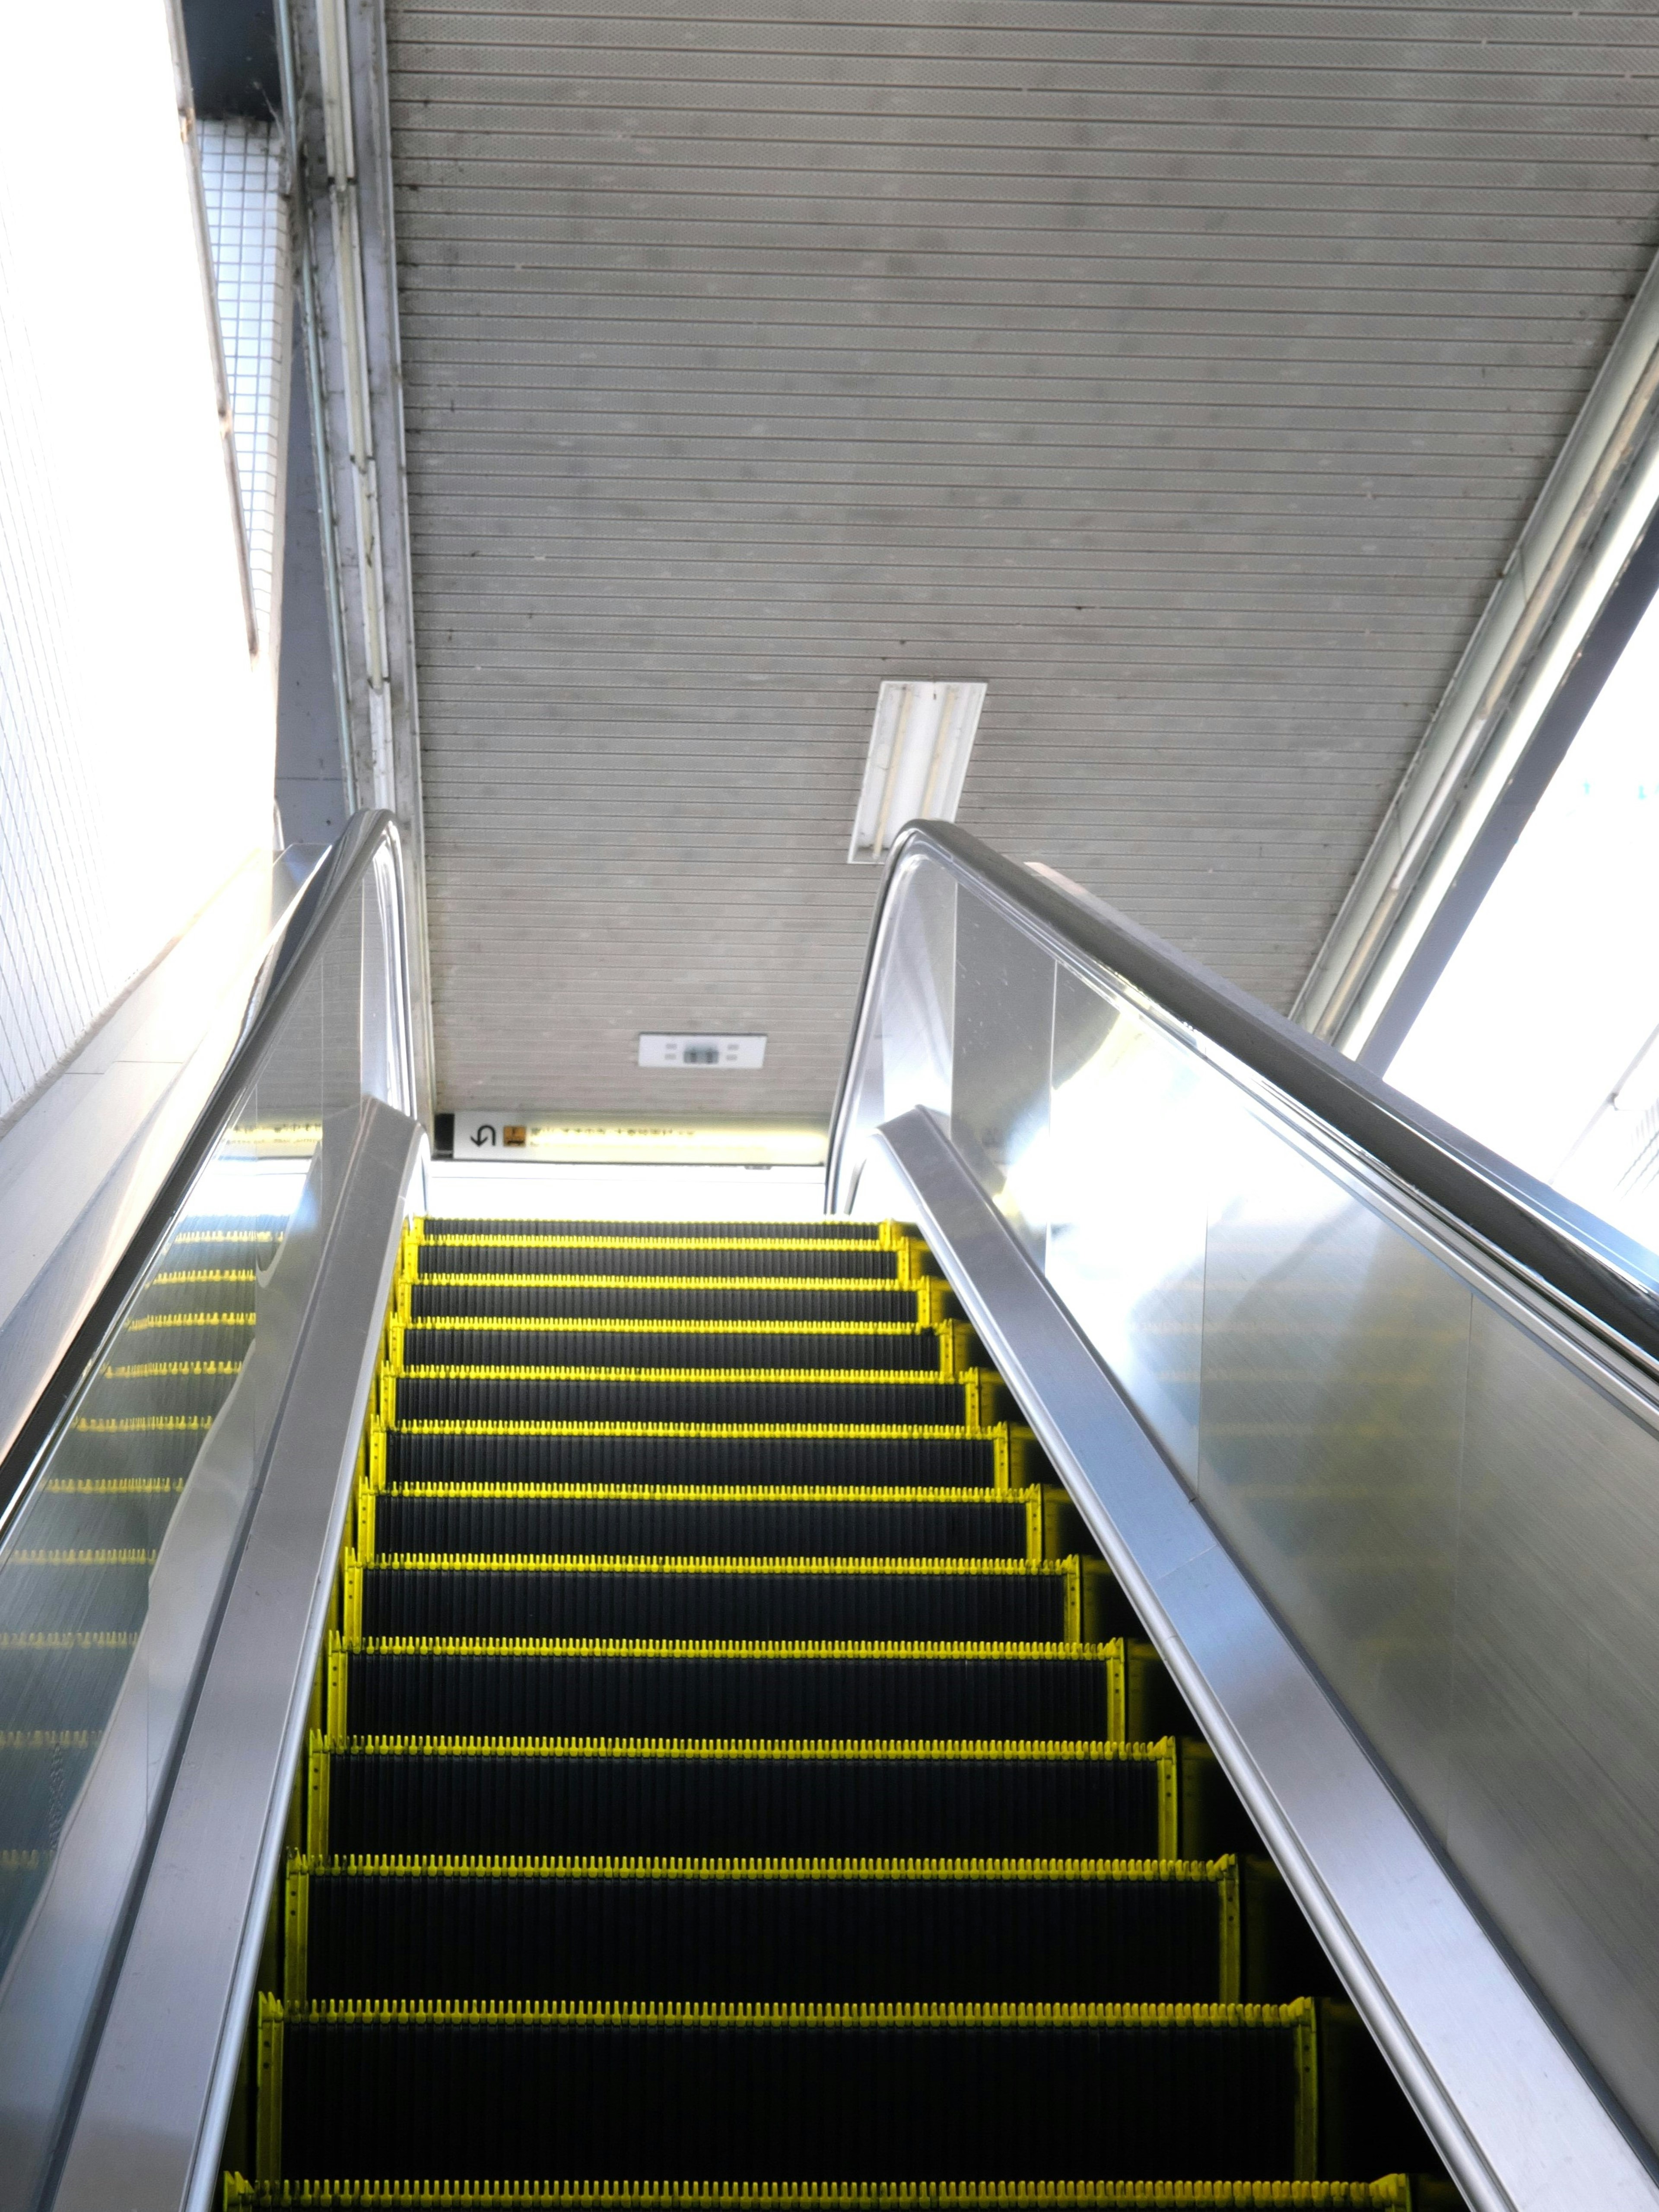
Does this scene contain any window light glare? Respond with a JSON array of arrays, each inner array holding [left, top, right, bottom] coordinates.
[[848, 680, 986, 864]]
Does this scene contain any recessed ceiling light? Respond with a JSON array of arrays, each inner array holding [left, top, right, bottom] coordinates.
[[848, 680, 986, 864]]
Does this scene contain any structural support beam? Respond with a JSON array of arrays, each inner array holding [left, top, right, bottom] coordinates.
[[1294, 244, 1659, 1059], [275, 0, 435, 1124]]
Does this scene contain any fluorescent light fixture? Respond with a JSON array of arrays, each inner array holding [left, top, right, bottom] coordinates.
[[848, 680, 986, 864]]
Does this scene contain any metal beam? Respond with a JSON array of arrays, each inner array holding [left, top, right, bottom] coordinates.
[[273, 0, 436, 1125]]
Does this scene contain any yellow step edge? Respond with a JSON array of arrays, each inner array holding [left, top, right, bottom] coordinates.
[[226, 2179, 1412, 2211], [415, 1236, 888, 1255], [375, 1370, 999, 1429], [102, 1361, 245, 1380], [125, 1313, 256, 1331]]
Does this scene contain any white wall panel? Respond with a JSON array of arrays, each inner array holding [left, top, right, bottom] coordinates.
[[0, 1, 278, 1127]]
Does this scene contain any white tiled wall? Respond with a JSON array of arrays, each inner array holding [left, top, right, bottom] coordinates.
[[0, 13, 280, 1130]]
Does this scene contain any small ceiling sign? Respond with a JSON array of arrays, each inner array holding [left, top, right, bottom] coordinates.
[[638, 1034, 766, 1069]]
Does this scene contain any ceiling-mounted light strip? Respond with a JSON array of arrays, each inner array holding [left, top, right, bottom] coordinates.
[[848, 680, 986, 864]]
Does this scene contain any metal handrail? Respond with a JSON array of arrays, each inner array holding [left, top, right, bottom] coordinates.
[[0, 808, 414, 1540], [827, 819, 1659, 1383]]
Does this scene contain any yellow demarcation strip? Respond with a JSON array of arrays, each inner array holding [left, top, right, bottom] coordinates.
[[170, 1229, 281, 1244], [149, 1269, 257, 1286], [0, 1730, 97, 1748], [226, 2180, 1412, 2211], [127, 1312, 257, 1331], [352, 1484, 1043, 1568], [6, 1549, 157, 1566], [103, 1361, 244, 1380], [44, 1478, 184, 1495], [414, 1237, 888, 1255], [0, 1630, 137, 1648], [375, 1372, 997, 1432], [324, 1631, 1125, 1742], [74, 1416, 213, 1434]]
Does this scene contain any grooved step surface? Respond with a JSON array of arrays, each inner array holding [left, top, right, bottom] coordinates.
[[318, 1740, 1170, 1860], [410, 1285, 925, 1325], [296, 1857, 1234, 2003], [384, 1433, 999, 1489], [390, 1378, 968, 1427], [371, 1492, 1031, 1564], [355, 1560, 1070, 1643], [276, 2004, 1309, 2183], [399, 1328, 944, 1373], [337, 1643, 1117, 1742], [413, 1247, 900, 1281]]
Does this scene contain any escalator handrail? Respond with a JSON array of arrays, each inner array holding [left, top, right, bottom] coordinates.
[[827, 818, 1659, 1386], [0, 807, 414, 1540]]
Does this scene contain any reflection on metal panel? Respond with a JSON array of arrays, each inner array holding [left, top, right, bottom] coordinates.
[[1047, 970, 1209, 1487], [1450, 1298, 1659, 2148], [950, 899, 1055, 1267], [833, 833, 1659, 2166], [1196, 1106, 1468, 1842]]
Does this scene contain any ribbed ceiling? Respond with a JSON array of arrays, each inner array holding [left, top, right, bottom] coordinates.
[[385, 1, 1659, 1114]]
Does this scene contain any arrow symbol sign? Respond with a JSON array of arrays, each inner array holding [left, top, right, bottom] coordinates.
[[471, 1123, 497, 1147]]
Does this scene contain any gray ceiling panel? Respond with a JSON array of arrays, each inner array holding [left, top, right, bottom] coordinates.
[[385, 0, 1659, 1116]]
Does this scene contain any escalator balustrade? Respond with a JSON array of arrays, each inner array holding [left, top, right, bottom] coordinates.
[[226, 1218, 1442, 2211], [0, 1214, 280, 1974]]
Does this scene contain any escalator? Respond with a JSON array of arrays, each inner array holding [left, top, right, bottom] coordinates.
[[228, 1216, 1439, 2208], [4, 813, 1659, 2212]]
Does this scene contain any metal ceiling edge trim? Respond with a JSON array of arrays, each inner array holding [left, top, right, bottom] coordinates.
[[869, 1104, 1659, 2212], [1292, 235, 1659, 1053], [276, 0, 436, 1127]]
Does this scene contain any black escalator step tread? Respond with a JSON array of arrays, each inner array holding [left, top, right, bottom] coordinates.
[[294, 1853, 1238, 2003], [410, 1284, 922, 1325], [385, 1432, 997, 1490], [351, 1556, 1074, 1642], [338, 1638, 1118, 1741], [389, 1378, 966, 1426], [314, 1734, 1174, 1862], [44, 1422, 211, 1491], [420, 1220, 881, 1239], [225, 2181, 1411, 2212], [273, 1997, 1312, 2184], [415, 1247, 900, 1281], [370, 1487, 1034, 1564], [397, 1327, 943, 1373]]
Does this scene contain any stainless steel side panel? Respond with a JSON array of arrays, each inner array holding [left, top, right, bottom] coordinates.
[[50, 1097, 420, 2212], [874, 1106, 1659, 2212]]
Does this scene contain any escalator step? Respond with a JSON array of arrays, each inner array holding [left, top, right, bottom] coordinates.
[[350, 1556, 1077, 1643], [269, 1997, 1313, 2184], [311, 1735, 1174, 1860], [225, 2179, 1413, 2211], [382, 1431, 1001, 1490], [413, 1247, 900, 1281], [409, 1284, 925, 1325], [396, 1326, 947, 1373], [0, 1633, 137, 1734], [387, 1377, 972, 1427], [366, 1488, 1036, 1564], [333, 1638, 1121, 1742], [0, 1553, 156, 1638], [79, 1365, 242, 1422], [421, 1220, 882, 1240], [291, 1854, 1239, 2003]]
